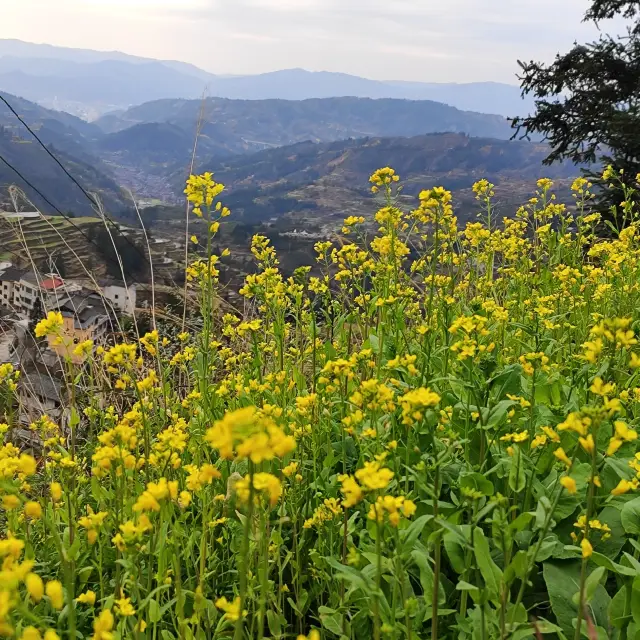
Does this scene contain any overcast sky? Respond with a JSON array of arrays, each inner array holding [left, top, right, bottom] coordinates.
[[0, 0, 626, 83]]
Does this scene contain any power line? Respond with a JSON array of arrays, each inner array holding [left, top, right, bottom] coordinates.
[[0, 150, 153, 294], [0, 92, 153, 270], [0, 94, 101, 209]]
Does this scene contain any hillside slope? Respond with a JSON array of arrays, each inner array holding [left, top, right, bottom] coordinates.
[[0, 126, 125, 215], [98, 96, 511, 142], [182, 133, 576, 227]]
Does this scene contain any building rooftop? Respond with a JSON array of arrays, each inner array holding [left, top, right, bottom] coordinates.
[[0, 211, 40, 220], [97, 277, 137, 289], [60, 293, 111, 329], [40, 277, 64, 291], [20, 372, 62, 404], [0, 266, 25, 283]]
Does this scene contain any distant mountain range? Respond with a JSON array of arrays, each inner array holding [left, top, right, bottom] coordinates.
[[0, 94, 126, 213], [93, 96, 514, 174], [181, 133, 576, 226], [0, 39, 534, 119], [0, 90, 571, 227]]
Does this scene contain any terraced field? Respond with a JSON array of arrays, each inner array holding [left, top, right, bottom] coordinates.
[[0, 214, 187, 285], [0, 215, 107, 277]]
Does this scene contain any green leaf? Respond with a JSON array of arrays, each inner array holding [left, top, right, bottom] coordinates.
[[631, 576, 640, 625], [590, 551, 636, 576], [510, 622, 564, 640], [571, 566, 606, 605], [535, 496, 553, 530], [543, 561, 611, 637], [504, 550, 528, 584], [596, 505, 626, 559], [267, 610, 283, 638], [319, 606, 343, 636], [622, 496, 640, 535], [400, 514, 433, 550], [325, 557, 371, 593], [610, 585, 631, 630], [508, 447, 526, 493], [459, 472, 494, 496], [484, 400, 516, 429], [489, 364, 522, 399], [473, 528, 503, 599], [455, 580, 481, 602], [509, 512, 534, 533], [411, 547, 445, 605], [148, 599, 161, 623], [443, 525, 469, 575], [585, 566, 607, 603]]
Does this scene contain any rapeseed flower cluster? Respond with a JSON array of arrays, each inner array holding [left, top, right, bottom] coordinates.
[[4, 167, 640, 638]]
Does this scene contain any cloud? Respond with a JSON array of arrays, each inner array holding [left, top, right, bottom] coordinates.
[[0, 0, 630, 83]]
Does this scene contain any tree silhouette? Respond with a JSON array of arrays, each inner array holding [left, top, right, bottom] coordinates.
[[511, 0, 640, 221]]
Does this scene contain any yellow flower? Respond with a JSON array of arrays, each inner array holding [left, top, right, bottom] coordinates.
[[25, 573, 44, 602], [44, 631, 60, 640], [612, 479, 635, 496], [581, 338, 603, 363], [282, 462, 299, 477], [557, 412, 590, 436], [615, 420, 638, 442], [45, 580, 64, 610], [2, 494, 20, 510], [115, 596, 136, 616], [215, 596, 246, 622], [235, 472, 282, 507], [20, 627, 41, 640], [72, 339, 94, 358], [560, 476, 577, 495], [24, 501, 42, 520], [34, 311, 63, 338], [500, 430, 529, 443], [590, 377, 615, 397], [553, 447, 572, 468], [399, 387, 440, 425], [541, 426, 561, 443], [338, 474, 363, 508], [581, 538, 593, 558], [92, 609, 114, 640], [607, 438, 623, 456], [77, 590, 96, 605], [355, 461, 394, 490], [50, 482, 63, 502], [537, 178, 554, 191], [369, 167, 400, 191], [206, 406, 295, 463], [190, 235, 198, 244], [579, 434, 595, 454], [531, 434, 548, 449]]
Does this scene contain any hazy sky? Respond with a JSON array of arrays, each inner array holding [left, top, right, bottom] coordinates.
[[0, 0, 626, 83]]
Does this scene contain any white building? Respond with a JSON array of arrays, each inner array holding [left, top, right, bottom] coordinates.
[[98, 280, 137, 316], [0, 266, 25, 308], [13, 272, 67, 313]]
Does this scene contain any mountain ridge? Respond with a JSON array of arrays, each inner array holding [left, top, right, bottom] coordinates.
[[0, 39, 533, 118]]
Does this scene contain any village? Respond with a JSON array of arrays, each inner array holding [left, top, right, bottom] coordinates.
[[0, 260, 137, 433]]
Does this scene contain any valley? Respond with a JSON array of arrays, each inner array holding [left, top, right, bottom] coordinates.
[[0, 43, 579, 293]]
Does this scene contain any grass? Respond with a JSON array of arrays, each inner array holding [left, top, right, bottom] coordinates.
[[0, 168, 638, 639]]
